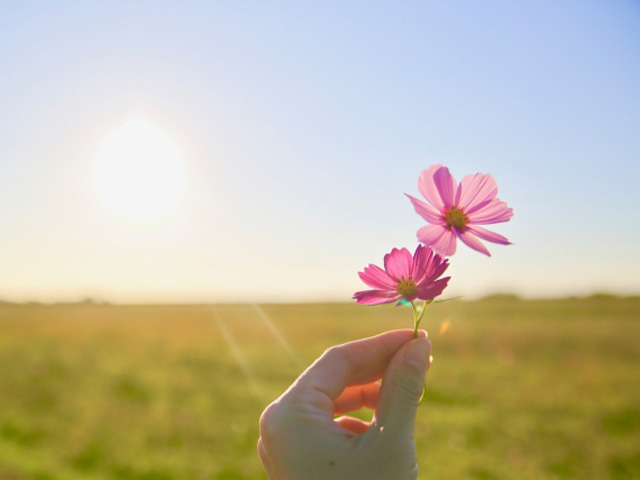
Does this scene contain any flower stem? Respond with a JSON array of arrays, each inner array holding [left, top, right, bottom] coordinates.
[[410, 300, 430, 338], [410, 301, 419, 338], [410, 299, 430, 404]]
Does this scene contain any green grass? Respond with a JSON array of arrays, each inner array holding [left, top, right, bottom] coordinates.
[[0, 297, 638, 479]]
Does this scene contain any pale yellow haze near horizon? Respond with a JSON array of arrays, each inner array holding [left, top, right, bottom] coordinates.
[[91, 117, 187, 224]]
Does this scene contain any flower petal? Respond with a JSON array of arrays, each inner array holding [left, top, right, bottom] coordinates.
[[417, 164, 446, 210], [468, 225, 511, 245], [417, 225, 457, 257], [384, 247, 413, 280], [405, 194, 444, 224], [456, 228, 491, 256], [412, 247, 448, 285], [411, 245, 429, 283], [416, 276, 450, 301], [353, 289, 399, 306], [421, 255, 449, 285], [432, 166, 457, 209], [456, 172, 498, 211], [358, 264, 396, 290], [468, 199, 513, 225]]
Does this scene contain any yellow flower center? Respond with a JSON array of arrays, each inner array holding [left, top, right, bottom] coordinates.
[[444, 206, 469, 229], [397, 278, 417, 298]]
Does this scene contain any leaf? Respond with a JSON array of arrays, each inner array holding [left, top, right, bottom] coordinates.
[[432, 296, 463, 304]]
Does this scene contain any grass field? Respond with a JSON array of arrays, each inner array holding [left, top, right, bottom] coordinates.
[[0, 297, 638, 479]]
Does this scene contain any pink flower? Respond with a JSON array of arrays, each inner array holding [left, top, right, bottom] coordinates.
[[406, 164, 513, 257], [353, 245, 450, 306]]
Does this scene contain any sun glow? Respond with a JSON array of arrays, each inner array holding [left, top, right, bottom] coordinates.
[[92, 117, 187, 223]]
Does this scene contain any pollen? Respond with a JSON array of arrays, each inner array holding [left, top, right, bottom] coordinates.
[[444, 206, 469, 229], [397, 278, 417, 298]]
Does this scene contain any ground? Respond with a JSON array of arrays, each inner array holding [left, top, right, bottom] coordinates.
[[0, 296, 638, 479]]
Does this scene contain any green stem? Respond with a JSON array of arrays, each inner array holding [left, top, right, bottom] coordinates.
[[410, 301, 419, 338], [410, 299, 429, 404], [411, 299, 431, 338]]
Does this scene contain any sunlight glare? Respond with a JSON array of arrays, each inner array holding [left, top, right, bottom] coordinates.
[[92, 117, 187, 223], [212, 307, 263, 399], [252, 303, 301, 367]]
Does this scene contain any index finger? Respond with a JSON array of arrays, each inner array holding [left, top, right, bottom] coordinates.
[[334, 382, 381, 415], [287, 329, 426, 409]]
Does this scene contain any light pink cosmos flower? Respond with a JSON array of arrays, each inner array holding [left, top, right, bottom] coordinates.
[[353, 245, 450, 306], [406, 164, 513, 257]]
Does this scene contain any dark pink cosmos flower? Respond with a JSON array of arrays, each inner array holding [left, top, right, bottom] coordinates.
[[353, 245, 450, 306], [406, 164, 513, 257]]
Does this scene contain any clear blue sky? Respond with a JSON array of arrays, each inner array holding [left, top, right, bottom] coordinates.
[[1, 0, 639, 303]]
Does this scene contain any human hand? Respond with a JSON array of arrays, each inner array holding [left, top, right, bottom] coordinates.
[[258, 329, 431, 480]]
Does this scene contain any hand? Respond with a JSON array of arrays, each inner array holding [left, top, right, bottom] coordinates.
[[258, 329, 432, 480]]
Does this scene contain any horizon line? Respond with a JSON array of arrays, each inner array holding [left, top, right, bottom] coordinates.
[[1, 292, 638, 307]]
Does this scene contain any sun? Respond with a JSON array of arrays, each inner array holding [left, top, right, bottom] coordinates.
[[92, 117, 187, 223]]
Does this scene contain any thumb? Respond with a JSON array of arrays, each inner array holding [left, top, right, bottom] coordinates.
[[374, 335, 431, 438]]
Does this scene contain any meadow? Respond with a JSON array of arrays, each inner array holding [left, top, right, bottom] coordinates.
[[0, 296, 638, 480]]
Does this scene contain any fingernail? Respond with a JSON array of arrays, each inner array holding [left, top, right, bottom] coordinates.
[[404, 337, 431, 372]]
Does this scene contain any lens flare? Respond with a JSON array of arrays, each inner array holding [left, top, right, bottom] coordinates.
[[252, 304, 301, 368], [439, 319, 450, 335], [212, 307, 263, 399]]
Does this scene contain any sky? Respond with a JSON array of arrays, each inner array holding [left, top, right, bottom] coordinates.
[[1, 0, 639, 303]]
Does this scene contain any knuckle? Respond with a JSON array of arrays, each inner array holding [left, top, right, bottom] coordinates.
[[321, 345, 342, 361], [258, 401, 283, 440], [320, 344, 351, 371], [392, 365, 425, 401]]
